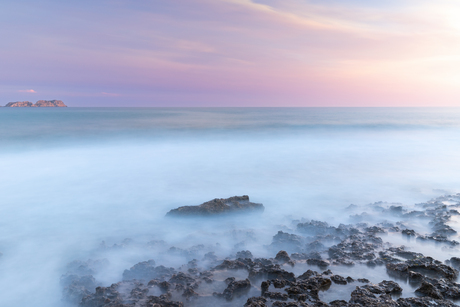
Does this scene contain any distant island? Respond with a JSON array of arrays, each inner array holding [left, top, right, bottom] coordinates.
[[3, 100, 67, 107]]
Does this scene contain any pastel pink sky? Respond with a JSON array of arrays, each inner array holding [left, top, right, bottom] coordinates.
[[1, 0, 460, 106]]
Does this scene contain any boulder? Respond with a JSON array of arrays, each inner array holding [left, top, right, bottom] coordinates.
[[166, 196, 264, 217]]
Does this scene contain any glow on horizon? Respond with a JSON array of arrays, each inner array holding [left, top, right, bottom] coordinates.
[[0, 0, 459, 107]]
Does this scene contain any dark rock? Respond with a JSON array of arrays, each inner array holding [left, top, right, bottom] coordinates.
[[166, 196, 264, 217], [271, 231, 305, 252], [251, 268, 295, 282], [203, 252, 218, 262], [415, 281, 444, 299], [386, 257, 458, 281], [263, 291, 289, 301], [449, 257, 460, 268], [330, 300, 349, 306], [296, 220, 335, 235], [378, 280, 403, 294], [182, 287, 199, 300], [275, 250, 291, 263], [245, 296, 268, 307], [213, 259, 248, 271], [261, 280, 270, 294], [397, 296, 457, 306], [272, 279, 288, 288], [169, 272, 195, 286], [221, 278, 251, 300], [402, 229, 416, 236], [330, 275, 347, 285], [306, 258, 329, 268], [236, 250, 254, 259]]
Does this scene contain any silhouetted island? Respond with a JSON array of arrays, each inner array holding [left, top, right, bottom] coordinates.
[[4, 100, 67, 107]]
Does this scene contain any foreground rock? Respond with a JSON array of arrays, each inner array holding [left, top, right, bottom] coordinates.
[[166, 195, 264, 217], [4, 100, 67, 107], [61, 193, 460, 307]]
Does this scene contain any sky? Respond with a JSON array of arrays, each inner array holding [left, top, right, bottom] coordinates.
[[1, 0, 460, 107]]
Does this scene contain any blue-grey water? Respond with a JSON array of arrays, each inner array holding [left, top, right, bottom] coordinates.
[[0, 107, 460, 306]]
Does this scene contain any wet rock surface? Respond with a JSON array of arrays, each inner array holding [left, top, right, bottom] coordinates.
[[166, 196, 264, 217], [60, 193, 460, 306]]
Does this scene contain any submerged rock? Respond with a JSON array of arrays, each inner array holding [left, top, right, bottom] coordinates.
[[166, 195, 264, 217]]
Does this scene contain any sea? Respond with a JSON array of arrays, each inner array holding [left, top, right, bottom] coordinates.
[[0, 107, 459, 306]]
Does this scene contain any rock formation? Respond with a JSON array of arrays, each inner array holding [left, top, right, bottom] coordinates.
[[166, 195, 264, 217], [4, 100, 67, 107], [5, 101, 34, 107], [34, 100, 67, 107]]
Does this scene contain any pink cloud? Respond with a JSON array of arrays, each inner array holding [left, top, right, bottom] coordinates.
[[101, 92, 120, 97], [18, 89, 36, 93]]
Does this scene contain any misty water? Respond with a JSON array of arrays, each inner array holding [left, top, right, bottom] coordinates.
[[0, 107, 460, 306]]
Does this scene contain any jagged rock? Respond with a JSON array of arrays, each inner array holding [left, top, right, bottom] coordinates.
[[306, 258, 329, 268], [219, 278, 251, 300], [349, 287, 399, 306], [263, 291, 289, 301], [402, 229, 416, 236], [249, 266, 296, 282], [330, 275, 347, 285], [123, 260, 176, 281], [271, 231, 305, 252], [296, 220, 335, 235], [378, 280, 403, 294], [386, 257, 458, 281], [236, 250, 254, 259], [275, 250, 291, 263], [213, 259, 248, 271], [166, 196, 264, 217], [245, 296, 267, 307], [169, 272, 196, 286], [415, 281, 444, 299], [330, 300, 349, 306], [397, 296, 457, 306]]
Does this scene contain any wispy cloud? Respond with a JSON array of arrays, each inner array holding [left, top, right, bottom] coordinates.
[[18, 89, 36, 93], [100, 92, 120, 97], [2, 0, 460, 106]]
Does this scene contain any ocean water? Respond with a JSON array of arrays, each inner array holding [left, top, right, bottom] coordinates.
[[0, 107, 460, 306]]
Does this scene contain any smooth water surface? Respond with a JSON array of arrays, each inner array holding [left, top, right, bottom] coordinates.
[[0, 107, 459, 306]]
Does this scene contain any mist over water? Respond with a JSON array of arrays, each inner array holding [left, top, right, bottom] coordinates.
[[1, 107, 460, 306]]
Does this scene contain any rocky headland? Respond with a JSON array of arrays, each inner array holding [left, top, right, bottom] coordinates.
[[61, 193, 460, 307], [4, 100, 67, 107]]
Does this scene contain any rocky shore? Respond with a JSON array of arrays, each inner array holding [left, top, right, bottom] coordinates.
[[61, 194, 460, 307], [3, 100, 67, 107]]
